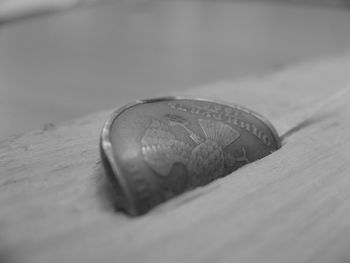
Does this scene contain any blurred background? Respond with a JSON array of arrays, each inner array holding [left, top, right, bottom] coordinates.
[[1, 0, 350, 138]]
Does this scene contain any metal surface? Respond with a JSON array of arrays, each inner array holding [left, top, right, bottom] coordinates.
[[100, 97, 281, 215]]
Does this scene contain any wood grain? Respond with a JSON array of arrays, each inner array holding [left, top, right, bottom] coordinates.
[[3, 0, 350, 138], [2, 55, 350, 263]]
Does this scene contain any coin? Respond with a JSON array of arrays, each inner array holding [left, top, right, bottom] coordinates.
[[100, 97, 281, 216]]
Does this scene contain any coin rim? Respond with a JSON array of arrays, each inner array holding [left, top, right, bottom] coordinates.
[[100, 96, 281, 215]]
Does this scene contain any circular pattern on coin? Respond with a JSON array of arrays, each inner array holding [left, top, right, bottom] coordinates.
[[100, 97, 281, 216]]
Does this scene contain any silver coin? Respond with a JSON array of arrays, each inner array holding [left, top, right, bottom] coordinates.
[[100, 97, 281, 215]]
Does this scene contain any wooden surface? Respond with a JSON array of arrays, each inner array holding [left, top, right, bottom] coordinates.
[[2, 54, 350, 263], [2, 0, 350, 137]]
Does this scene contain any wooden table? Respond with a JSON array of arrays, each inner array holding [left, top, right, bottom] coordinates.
[[1, 53, 350, 263], [2, 1, 350, 137]]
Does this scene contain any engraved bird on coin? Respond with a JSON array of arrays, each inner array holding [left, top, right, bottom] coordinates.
[[141, 115, 249, 188]]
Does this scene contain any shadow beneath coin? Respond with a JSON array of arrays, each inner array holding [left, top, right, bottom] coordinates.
[[95, 154, 129, 215]]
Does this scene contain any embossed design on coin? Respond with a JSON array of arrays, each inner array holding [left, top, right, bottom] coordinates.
[[141, 116, 249, 186], [100, 97, 281, 216]]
